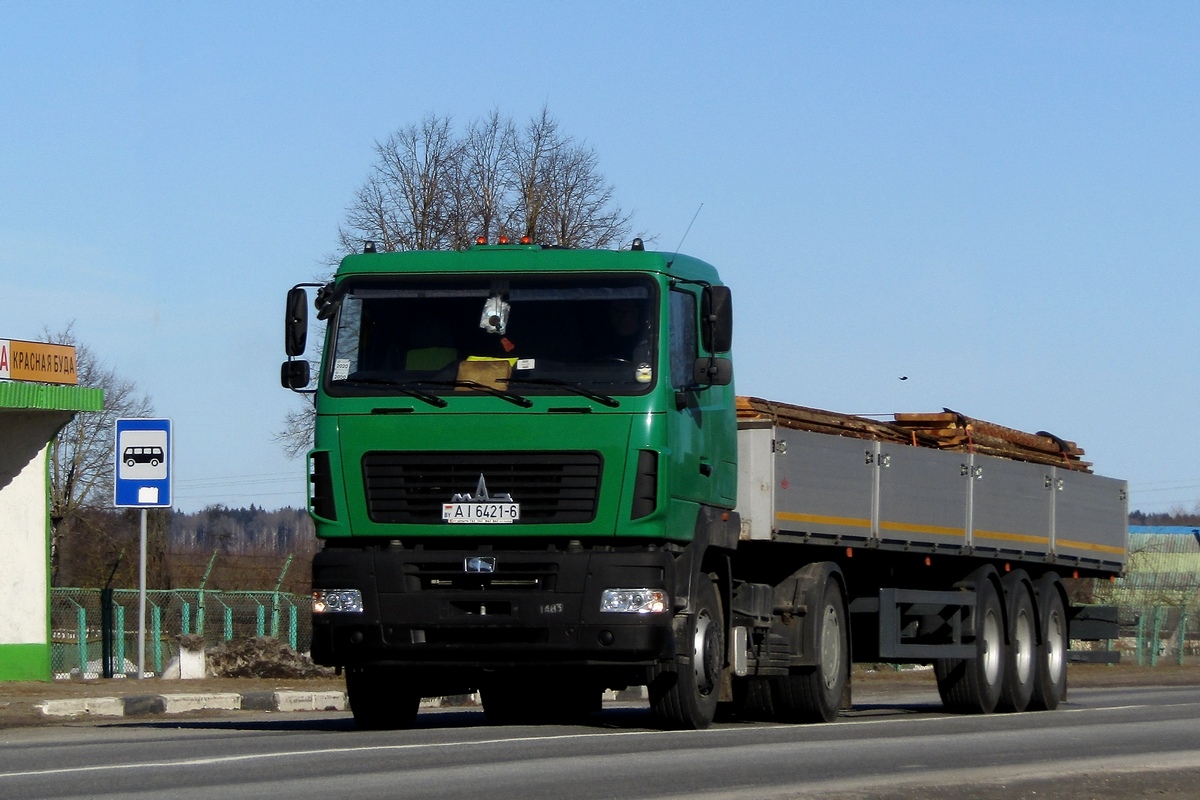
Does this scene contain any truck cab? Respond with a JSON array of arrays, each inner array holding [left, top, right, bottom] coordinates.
[[283, 241, 739, 728]]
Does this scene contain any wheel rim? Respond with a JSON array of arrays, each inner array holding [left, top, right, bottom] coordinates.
[[1013, 606, 1034, 684], [981, 608, 1002, 685], [692, 609, 719, 696], [820, 603, 843, 690], [1045, 608, 1066, 684]]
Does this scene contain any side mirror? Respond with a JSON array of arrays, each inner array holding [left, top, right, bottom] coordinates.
[[281, 360, 311, 390], [285, 287, 309, 356], [693, 357, 733, 387], [700, 286, 733, 354]]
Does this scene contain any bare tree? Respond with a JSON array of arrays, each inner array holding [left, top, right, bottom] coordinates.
[[276, 401, 315, 460], [338, 105, 632, 254], [281, 107, 636, 459], [43, 324, 154, 581]]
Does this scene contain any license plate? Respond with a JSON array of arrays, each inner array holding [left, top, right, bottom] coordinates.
[[442, 502, 520, 524]]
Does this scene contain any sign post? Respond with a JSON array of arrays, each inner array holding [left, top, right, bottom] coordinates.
[[114, 418, 172, 679]]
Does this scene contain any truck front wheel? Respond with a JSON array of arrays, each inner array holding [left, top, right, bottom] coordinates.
[[345, 666, 421, 730], [649, 575, 723, 730], [773, 576, 848, 723]]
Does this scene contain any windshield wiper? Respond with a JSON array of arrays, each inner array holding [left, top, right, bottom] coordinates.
[[336, 377, 448, 408], [416, 380, 533, 408], [501, 377, 620, 408]]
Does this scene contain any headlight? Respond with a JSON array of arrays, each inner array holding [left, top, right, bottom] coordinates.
[[312, 589, 363, 614], [600, 588, 667, 614]]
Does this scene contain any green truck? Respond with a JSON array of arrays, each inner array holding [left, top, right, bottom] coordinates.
[[282, 240, 1127, 730]]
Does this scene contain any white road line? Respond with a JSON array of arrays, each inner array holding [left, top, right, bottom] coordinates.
[[2, 699, 1195, 781]]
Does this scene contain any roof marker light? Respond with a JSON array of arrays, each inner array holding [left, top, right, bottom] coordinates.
[[476, 236, 487, 245], [498, 235, 510, 245], [520, 235, 532, 245]]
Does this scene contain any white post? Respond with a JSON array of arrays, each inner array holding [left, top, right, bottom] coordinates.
[[138, 508, 147, 679]]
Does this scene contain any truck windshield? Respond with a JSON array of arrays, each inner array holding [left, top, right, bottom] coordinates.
[[326, 274, 658, 398]]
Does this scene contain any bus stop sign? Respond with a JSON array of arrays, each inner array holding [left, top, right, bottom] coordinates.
[[114, 418, 172, 508]]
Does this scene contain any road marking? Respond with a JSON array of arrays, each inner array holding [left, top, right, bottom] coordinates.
[[3, 698, 1199, 781]]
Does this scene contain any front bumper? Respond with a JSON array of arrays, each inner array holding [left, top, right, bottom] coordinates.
[[310, 543, 675, 668]]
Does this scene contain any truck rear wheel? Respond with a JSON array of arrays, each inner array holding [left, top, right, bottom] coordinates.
[[773, 576, 848, 723], [1029, 576, 1068, 710], [345, 666, 421, 730], [936, 576, 1005, 714], [998, 571, 1036, 712], [649, 575, 723, 730]]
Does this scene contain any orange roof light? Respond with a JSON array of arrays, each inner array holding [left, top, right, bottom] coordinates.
[[476, 236, 487, 245], [498, 235, 510, 245], [520, 235, 532, 245]]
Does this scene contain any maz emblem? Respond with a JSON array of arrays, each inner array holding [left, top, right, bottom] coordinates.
[[464, 556, 497, 573]]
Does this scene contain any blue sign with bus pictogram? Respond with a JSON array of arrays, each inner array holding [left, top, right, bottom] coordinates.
[[114, 418, 172, 507]]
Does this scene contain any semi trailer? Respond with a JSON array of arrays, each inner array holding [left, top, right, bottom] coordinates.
[[281, 240, 1127, 730]]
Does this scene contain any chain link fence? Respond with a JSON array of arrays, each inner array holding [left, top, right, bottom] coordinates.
[[51, 588, 311, 678], [1079, 526, 1200, 666]]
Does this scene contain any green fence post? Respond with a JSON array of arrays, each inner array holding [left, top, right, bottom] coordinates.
[[181, 601, 191, 636], [197, 599, 205, 640], [152, 604, 163, 674], [73, 599, 87, 675], [1150, 606, 1164, 667], [1178, 610, 1188, 666], [224, 605, 233, 642], [1136, 612, 1146, 666], [288, 601, 298, 651], [115, 604, 126, 675], [256, 603, 265, 638]]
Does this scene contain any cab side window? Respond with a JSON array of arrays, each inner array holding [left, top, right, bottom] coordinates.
[[669, 289, 697, 389]]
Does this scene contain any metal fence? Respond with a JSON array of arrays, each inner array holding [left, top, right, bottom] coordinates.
[[50, 588, 311, 679], [1082, 527, 1200, 666]]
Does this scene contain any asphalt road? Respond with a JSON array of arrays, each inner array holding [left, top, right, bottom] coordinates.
[[3, 685, 1200, 800]]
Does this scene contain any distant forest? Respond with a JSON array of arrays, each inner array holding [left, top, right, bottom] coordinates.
[[1128, 509, 1200, 526], [55, 505, 315, 595], [54, 504, 1199, 592]]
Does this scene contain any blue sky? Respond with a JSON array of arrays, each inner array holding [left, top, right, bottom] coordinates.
[[2, 3, 1197, 513]]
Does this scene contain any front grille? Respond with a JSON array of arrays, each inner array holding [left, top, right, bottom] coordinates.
[[362, 451, 602, 524], [407, 560, 558, 591]]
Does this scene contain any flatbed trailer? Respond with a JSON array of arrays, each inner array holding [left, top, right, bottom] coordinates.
[[731, 401, 1126, 697]]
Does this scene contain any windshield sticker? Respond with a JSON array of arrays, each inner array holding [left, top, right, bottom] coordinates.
[[332, 359, 351, 381], [516, 358, 536, 371], [636, 363, 653, 383]]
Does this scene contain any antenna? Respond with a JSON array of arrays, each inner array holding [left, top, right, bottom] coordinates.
[[667, 203, 704, 268]]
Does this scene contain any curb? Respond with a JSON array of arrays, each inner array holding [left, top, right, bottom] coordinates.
[[38, 690, 347, 719]]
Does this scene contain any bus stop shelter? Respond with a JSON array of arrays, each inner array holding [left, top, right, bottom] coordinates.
[[0, 341, 103, 680]]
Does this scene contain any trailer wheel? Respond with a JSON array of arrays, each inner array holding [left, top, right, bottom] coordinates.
[[649, 575, 723, 729], [998, 572, 1036, 712], [1029, 576, 1068, 710], [936, 577, 1005, 714], [774, 576, 847, 723], [345, 666, 421, 730]]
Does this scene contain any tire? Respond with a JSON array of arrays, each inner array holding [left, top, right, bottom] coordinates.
[[1029, 576, 1068, 711], [649, 575, 723, 730], [345, 666, 421, 730], [936, 575, 1005, 714], [772, 576, 848, 723], [125, 458, 136, 467], [998, 571, 1036, 712]]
